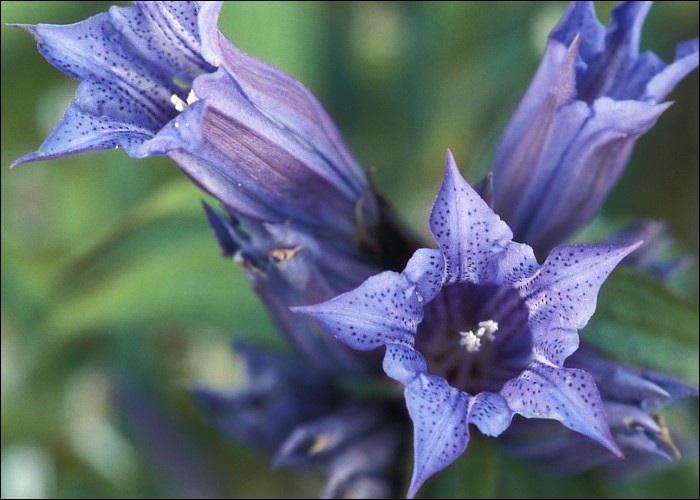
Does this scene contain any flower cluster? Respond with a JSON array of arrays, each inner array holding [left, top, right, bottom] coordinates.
[[11, 1, 698, 498]]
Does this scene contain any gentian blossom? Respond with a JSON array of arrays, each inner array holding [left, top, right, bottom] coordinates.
[[491, 1, 699, 254], [194, 341, 404, 499], [296, 151, 640, 497], [10, 1, 380, 243]]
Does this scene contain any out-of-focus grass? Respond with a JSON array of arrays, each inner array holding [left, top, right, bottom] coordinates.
[[1, 2, 697, 498]]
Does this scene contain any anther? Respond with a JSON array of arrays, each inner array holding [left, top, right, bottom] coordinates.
[[459, 320, 499, 352], [170, 89, 199, 112]]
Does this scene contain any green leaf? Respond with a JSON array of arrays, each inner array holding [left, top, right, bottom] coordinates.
[[583, 268, 699, 385]]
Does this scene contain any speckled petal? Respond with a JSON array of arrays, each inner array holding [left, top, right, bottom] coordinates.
[[293, 271, 423, 351], [382, 342, 427, 386], [404, 373, 511, 498], [403, 373, 470, 499], [11, 101, 153, 166], [430, 151, 513, 285], [502, 361, 621, 457], [10, 2, 214, 167], [520, 243, 640, 357], [402, 248, 445, 303]]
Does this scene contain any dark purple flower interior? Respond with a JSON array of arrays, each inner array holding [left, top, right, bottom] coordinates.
[[416, 283, 533, 394]]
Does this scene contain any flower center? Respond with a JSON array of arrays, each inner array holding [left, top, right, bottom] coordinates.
[[459, 320, 499, 352], [416, 283, 533, 394]]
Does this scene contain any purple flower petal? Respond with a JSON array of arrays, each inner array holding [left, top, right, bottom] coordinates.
[[274, 405, 383, 468], [404, 372, 511, 498], [502, 361, 621, 457], [9, 3, 213, 166], [549, 2, 605, 61], [430, 150, 513, 284], [403, 372, 470, 499], [294, 271, 422, 351], [522, 243, 641, 331], [517, 99, 669, 250], [383, 343, 428, 386], [519, 242, 639, 365], [490, 36, 580, 236], [402, 248, 445, 303], [645, 37, 700, 101], [197, 5, 368, 198], [181, 68, 363, 235], [576, 1, 652, 100]]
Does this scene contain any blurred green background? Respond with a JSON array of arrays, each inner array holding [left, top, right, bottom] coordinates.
[[1, 1, 698, 498]]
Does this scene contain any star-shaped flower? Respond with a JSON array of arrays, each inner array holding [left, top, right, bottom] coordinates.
[[295, 150, 640, 497]]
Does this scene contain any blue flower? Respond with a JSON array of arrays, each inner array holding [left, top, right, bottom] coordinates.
[[11, 1, 378, 242], [203, 202, 382, 376], [491, 1, 699, 254], [194, 341, 404, 499], [273, 404, 402, 499], [296, 151, 640, 497], [193, 341, 336, 454]]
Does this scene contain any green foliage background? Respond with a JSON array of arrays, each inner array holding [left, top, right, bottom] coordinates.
[[1, 2, 698, 498]]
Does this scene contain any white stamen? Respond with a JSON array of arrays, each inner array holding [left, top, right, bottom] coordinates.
[[186, 89, 199, 106], [459, 320, 499, 353], [170, 94, 187, 112], [459, 330, 482, 352], [479, 320, 499, 341], [170, 90, 199, 112]]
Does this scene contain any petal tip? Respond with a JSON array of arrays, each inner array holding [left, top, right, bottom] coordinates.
[[444, 148, 459, 174], [9, 151, 40, 169]]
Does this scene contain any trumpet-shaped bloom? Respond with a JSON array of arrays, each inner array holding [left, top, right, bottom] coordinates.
[[491, 1, 699, 254], [12, 1, 377, 242], [296, 151, 640, 497]]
